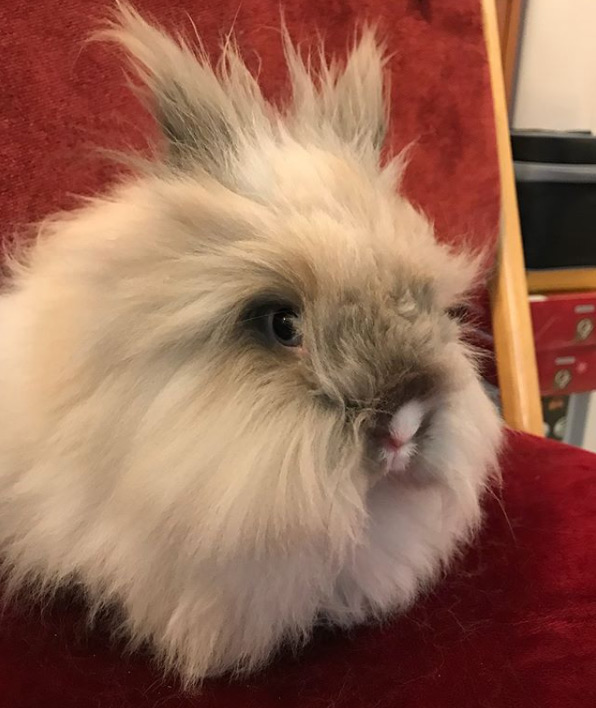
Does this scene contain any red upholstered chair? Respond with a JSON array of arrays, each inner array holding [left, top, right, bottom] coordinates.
[[0, 1, 594, 706]]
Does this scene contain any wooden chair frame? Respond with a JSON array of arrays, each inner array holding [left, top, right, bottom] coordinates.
[[481, 0, 543, 435]]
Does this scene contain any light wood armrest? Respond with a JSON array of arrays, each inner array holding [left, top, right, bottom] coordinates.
[[481, 0, 544, 435]]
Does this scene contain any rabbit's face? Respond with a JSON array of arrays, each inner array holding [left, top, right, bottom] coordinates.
[[212, 143, 474, 484]]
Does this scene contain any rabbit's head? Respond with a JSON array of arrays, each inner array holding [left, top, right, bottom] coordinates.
[[6, 6, 500, 572]]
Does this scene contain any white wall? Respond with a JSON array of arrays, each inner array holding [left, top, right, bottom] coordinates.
[[513, 0, 596, 132]]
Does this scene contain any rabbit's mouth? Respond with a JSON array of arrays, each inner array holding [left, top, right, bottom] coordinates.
[[379, 436, 418, 475]]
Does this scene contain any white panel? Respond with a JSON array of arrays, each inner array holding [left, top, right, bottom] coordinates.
[[513, 0, 596, 133]]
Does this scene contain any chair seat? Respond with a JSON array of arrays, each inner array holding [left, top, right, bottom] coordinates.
[[1, 431, 595, 708]]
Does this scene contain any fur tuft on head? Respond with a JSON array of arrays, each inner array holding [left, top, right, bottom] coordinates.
[[101, 2, 388, 177]]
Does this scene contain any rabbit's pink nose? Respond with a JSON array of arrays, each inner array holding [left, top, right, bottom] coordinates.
[[382, 432, 407, 452], [368, 400, 427, 453], [387, 400, 425, 446]]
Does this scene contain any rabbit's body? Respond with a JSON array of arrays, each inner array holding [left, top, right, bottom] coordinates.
[[0, 4, 502, 684]]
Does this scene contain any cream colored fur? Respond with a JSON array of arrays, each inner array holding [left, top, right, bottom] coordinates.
[[0, 3, 502, 685]]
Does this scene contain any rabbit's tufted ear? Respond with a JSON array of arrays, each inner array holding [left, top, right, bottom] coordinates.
[[103, 3, 269, 177], [104, 4, 389, 175], [284, 27, 389, 153]]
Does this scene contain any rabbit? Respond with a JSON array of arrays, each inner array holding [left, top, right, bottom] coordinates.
[[0, 2, 503, 686]]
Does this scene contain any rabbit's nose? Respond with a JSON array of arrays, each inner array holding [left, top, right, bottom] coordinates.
[[371, 399, 426, 452]]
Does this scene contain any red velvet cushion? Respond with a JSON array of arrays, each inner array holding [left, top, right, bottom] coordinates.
[[1, 431, 595, 707], [1, 1, 595, 706]]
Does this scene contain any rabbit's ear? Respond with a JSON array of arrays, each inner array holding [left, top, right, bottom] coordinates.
[[285, 28, 389, 153], [103, 3, 267, 177]]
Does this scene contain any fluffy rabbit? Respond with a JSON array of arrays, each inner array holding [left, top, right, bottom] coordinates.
[[0, 3, 502, 685]]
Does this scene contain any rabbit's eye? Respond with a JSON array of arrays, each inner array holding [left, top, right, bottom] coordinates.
[[243, 300, 302, 348], [267, 309, 302, 347]]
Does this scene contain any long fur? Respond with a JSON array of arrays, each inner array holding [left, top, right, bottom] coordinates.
[[0, 3, 502, 686]]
